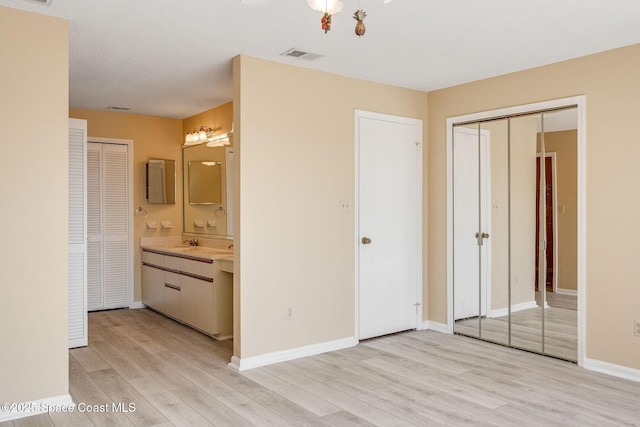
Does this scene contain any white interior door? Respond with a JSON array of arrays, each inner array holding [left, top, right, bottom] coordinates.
[[453, 126, 489, 320], [357, 111, 422, 340], [68, 118, 87, 348], [87, 142, 130, 311]]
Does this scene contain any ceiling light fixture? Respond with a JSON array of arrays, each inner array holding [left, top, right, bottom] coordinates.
[[307, 0, 394, 35], [307, 0, 343, 15]]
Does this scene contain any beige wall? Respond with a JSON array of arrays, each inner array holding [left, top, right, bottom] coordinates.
[[234, 55, 427, 359], [428, 44, 640, 369], [68, 109, 183, 302], [0, 7, 69, 403]]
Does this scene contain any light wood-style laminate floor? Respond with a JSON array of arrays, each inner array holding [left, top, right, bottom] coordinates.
[[4, 308, 640, 426], [455, 294, 578, 362]]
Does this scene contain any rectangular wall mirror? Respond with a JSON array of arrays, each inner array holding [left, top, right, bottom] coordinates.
[[146, 158, 176, 204], [189, 161, 222, 204], [182, 141, 234, 239]]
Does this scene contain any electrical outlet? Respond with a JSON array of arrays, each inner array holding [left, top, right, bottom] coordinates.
[[285, 306, 293, 320], [339, 199, 351, 213], [635, 320, 640, 337]]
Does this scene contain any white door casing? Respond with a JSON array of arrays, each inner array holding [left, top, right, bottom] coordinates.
[[356, 110, 422, 340]]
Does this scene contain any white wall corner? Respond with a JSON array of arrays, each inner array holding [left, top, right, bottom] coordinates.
[[228, 336, 358, 371], [422, 320, 449, 334], [584, 358, 640, 383], [0, 394, 74, 423]]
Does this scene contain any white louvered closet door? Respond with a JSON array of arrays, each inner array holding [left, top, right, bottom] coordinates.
[[87, 142, 130, 311], [68, 119, 87, 348]]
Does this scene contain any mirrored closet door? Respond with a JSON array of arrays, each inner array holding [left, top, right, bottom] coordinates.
[[452, 106, 578, 362]]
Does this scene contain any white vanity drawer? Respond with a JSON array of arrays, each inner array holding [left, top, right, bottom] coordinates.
[[164, 254, 181, 271], [181, 258, 214, 279], [142, 250, 164, 267], [163, 271, 181, 288]]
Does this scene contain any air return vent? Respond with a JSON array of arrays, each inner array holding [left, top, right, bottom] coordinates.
[[281, 48, 323, 61], [22, 0, 53, 5]]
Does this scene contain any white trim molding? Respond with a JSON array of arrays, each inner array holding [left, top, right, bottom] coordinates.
[[228, 336, 358, 371], [128, 301, 146, 309], [584, 358, 640, 383], [422, 320, 449, 334], [0, 394, 74, 423], [555, 288, 577, 296], [488, 300, 539, 319]]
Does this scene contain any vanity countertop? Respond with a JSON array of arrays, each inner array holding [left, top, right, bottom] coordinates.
[[142, 244, 233, 262]]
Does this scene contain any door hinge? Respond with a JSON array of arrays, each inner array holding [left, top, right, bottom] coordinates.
[[414, 302, 421, 313]]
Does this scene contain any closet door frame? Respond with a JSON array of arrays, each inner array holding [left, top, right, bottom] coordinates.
[[88, 136, 134, 308], [445, 95, 586, 366]]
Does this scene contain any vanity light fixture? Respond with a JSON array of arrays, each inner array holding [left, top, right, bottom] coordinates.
[[206, 123, 234, 147], [205, 132, 232, 147], [184, 126, 217, 146]]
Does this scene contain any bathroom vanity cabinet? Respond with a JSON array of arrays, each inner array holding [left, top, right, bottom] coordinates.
[[141, 248, 232, 338]]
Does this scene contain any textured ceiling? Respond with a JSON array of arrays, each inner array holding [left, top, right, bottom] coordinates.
[[2, 0, 640, 119]]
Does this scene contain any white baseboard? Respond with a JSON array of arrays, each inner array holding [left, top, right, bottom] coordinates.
[[555, 288, 578, 296], [488, 300, 539, 318], [128, 301, 146, 309], [0, 394, 74, 423], [421, 320, 449, 334], [228, 336, 357, 371], [584, 358, 640, 383]]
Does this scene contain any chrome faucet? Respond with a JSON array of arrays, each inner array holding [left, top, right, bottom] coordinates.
[[184, 239, 199, 247]]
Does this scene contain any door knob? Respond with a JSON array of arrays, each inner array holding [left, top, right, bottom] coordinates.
[[361, 237, 372, 245], [475, 232, 489, 246]]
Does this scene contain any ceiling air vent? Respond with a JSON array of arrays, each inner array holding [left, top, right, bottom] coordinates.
[[22, 0, 53, 5], [281, 48, 323, 61]]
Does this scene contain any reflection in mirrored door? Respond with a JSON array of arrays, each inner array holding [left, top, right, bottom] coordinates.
[[453, 124, 483, 339], [452, 106, 578, 362], [538, 109, 578, 361], [509, 114, 543, 354], [479, 119, 509, 347]]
